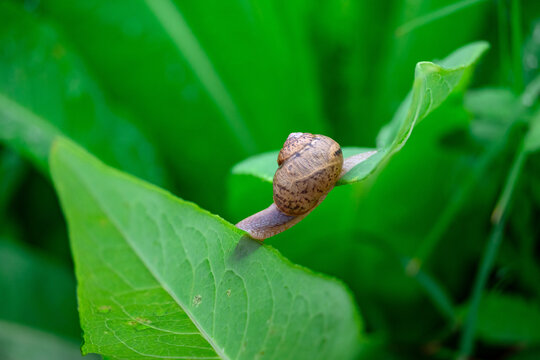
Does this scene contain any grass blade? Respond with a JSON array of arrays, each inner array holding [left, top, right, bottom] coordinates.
[[144, 0, 257, 154], [395, 0, 488, 37], [403, 258, 456, 323], [457, 139, 528, 359]]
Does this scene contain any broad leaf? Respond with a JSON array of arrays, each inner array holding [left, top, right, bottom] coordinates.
[[231, 41, 489, 185], [0, 2, 167, 185], [50, 138, 362, 360], [474, 293, 540, 345]]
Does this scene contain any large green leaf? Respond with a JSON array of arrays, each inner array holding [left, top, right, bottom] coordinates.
[[0, 2, 167, 185], [228, 164, 363, 284], [50, 138, 361, 360], [231, 41, 489, 186]]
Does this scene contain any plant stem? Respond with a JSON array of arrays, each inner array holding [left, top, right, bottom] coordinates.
[[403, 257, 456, 323], [395, 0, 488, 36], [498, 0, 511, 86], [491, 140, 527, 223], [359, 233, 457, 323], [511, 0, 524, 92], [457, 139, 528, 360], [521, 73, 540, 107], [457, 212, 507, 360]]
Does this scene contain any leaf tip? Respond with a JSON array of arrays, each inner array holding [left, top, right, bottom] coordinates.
[[415, 61, 441, 75]]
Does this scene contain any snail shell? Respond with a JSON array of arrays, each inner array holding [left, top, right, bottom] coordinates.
[[236, 132, 377, 240], [273, 133, 343, 216]]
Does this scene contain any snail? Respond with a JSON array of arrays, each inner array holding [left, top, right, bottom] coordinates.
[[236, 132, 377, 240]]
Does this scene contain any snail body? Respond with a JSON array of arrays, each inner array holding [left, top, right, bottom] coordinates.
[[236, 132, 375, 240]]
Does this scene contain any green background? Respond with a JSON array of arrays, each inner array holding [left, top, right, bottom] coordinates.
[[1, 0, 540, 359]]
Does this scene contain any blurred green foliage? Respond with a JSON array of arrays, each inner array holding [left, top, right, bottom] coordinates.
[[1, 0, 539, 359]]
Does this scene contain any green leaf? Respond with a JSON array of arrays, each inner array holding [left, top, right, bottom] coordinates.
[[465, 88, 521, 122], [465, 88, 521, 145], [359, 41, 489, 171], [0, 2, 167, 185], [231, 41, 489, 186], [50, 138, 362, 360], [375, 0, 490, 137], [0, 320, 98, 360], [474, 292, 540, 345]]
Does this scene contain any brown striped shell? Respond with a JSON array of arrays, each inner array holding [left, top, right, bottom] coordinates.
[[273, 132, 343, 216]]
